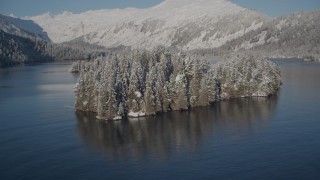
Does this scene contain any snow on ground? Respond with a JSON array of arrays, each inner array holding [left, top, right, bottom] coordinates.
[[135, 91, 142, 98], [128, 111, 146, 118], [113, 116, 122, 120]]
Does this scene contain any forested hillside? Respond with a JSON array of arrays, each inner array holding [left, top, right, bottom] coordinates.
[[0, 30, 52, 67], [0, 29, 106, 67], [213, 11, 320, 60]]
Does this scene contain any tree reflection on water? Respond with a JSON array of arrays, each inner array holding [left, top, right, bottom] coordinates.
[[76, 95, 278, 161]]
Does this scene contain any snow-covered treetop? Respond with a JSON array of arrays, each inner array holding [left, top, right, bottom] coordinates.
[[74, 47, 281, 120]]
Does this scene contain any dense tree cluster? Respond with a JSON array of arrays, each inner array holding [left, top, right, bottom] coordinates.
[[74, 48, 281, 120], [212, 55, 282, 99]]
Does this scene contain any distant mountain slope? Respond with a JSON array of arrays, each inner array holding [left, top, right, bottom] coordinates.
[[0, 29, 108, 68], [29, 0, 269, 50], [215, 11, 320, 60], [0, 14, 109, 67], [0, 29, 53, 67], [0, 14, 50, 41]]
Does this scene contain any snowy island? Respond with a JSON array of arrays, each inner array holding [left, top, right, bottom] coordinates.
[[74, 48, 281, 120]]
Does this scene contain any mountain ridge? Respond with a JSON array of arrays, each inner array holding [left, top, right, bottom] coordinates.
[[28, 0, 269, 50], [0, 14, 50, 41], [2, 1, 318, 61]]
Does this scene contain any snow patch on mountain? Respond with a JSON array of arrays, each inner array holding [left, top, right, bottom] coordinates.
[[240, 31, 267, 49]]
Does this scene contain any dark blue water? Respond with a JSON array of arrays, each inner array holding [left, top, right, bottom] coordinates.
[[1, 60, 320, 179]]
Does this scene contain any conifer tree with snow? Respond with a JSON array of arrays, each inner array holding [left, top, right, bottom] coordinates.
[[74, 47, 281, 120]]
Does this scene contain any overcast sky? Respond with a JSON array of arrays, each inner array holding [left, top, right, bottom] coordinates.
[[0, 0, 319, 17]]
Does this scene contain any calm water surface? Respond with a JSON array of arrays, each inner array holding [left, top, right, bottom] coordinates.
[[0, 60, 320, 179]]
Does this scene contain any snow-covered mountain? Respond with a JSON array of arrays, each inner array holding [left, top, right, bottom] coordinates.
[[215, 11, 320, 59], [0, 14, 107, 67], [0, 14, 50, 41], [29, 0, 269, 50]]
